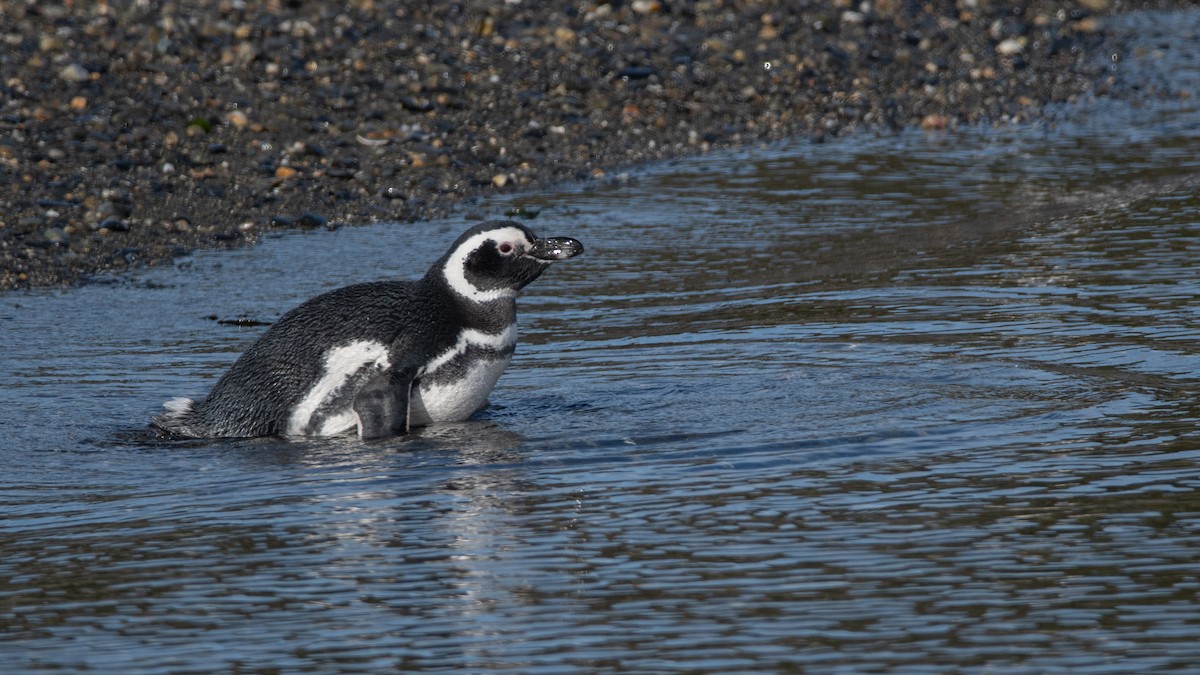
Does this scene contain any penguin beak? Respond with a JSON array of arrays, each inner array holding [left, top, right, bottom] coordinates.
[[528, 237, 584, 261]]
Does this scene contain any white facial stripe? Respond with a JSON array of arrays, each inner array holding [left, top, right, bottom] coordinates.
[[287, 340, 390, 436], [441, 226, 533, 302], [422, 325, 517, 377]]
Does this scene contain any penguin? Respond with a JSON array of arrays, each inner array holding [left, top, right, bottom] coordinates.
[[153, 220, 583, 440]]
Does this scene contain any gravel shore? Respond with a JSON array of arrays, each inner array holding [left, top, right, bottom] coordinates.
[[0, 0, 1134, 290]]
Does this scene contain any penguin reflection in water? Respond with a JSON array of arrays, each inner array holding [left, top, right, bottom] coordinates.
[[154, 221, 583, 440]]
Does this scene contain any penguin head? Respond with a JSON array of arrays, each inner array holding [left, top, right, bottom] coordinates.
[[436, 220, 584, 302]]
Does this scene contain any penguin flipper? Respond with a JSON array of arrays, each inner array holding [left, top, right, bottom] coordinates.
[[353, 371, 413, 439]]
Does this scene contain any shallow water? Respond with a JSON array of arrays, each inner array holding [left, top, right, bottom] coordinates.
[[4, 9, 1200, 672]]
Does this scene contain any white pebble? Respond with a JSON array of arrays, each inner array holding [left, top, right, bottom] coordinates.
[[59, 63, 90, 83], [997, 38, 1024, 56]]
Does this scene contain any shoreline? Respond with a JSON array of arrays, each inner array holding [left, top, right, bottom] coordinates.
[[0, 0, 1154, 290]]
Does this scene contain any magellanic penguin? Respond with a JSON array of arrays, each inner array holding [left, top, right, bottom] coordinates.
[[153, 220, 583, 440]]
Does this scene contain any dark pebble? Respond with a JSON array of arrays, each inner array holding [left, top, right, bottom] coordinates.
[[99, 218, 130, 232], [615, 66, 659, 80], [399, 97, 436, 113], [101, 198, 133, 218], [36, 198, 79, 209], [327, 158, 360, 179], [297, 211, 328, 229]]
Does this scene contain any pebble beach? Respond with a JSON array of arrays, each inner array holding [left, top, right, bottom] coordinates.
[[0, 0, 1138, 290]]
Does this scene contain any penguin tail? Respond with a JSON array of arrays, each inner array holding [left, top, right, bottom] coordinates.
[[151, 397, 198, 437], [163, 397, 195, 415]]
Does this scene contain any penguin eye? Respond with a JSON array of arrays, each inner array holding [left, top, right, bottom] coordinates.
[[497, 242, 516, 256]]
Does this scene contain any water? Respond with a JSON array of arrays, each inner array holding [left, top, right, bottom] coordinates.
[[3, 9, 1200, 672]]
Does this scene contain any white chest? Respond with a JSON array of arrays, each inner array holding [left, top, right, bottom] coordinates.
[[410, 353, 512, 425], [410, 324, 517, 424]]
